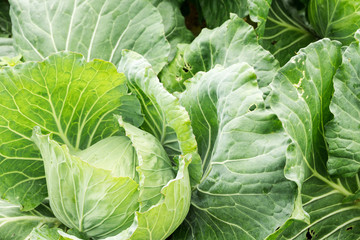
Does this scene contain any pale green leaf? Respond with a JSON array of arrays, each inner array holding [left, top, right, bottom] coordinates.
[[29, 225, 63, 240], [0, 52, 139, 210], [0, 199, 60, 240], [31, 128, 140, 239], [308, 0, 360, 45], [74, 136, 138, 181], [0, 37, 17, 57], [9, 0, 170, 73], [59, 233, 83, 240], [58, 231, 84, 240], [174, 63, 295, 239], [63, 229, 90, 240], [104, 154, 192, 240], [118, 117, 175, 212], [118, 50, 202, 186]]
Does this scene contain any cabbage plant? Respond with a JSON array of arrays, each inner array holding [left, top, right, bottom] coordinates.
[[2, 0, 360, 239], [31, 117, 190, 239]]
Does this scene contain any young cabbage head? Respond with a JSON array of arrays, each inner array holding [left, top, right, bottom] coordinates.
[[31, 117, 191, 239]]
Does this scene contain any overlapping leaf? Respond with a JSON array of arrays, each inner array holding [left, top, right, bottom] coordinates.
[[118, 118, 175, 212], [270, 39, 342, 210], [160, 14, 279, 93], [150, 0, 194, 61], [326, 30, 360, 177], [174, 63, 295, 239], [9, 0, 170, 73], [118, 50, 202, 186], [110, 155, 191, 240]]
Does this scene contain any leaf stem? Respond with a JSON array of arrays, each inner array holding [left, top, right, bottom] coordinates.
[[312, 171, 352, 196]]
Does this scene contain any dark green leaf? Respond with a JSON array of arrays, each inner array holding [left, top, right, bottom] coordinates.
[[160, 14, 279, 93], [308, 0, 360, 45], [269, 38, 360, 239], [261, 0, 317, 65], [175, 63, 295, 239], [197, 0, 272, 36], [326, 30, 360, 177], [0, 0, 11, 37]]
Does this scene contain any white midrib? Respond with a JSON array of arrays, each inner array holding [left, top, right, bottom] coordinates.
[[109, 22, 131, 62], [288, 106, 353, 197], [300, 147, 352, 197], [324, 0, 340, 37], [87, 2, 106, 61], [45, 1, 58, 52], [46, 86, 73, 149], [65, 0, 77, 51], [0, 215, 59, 227]]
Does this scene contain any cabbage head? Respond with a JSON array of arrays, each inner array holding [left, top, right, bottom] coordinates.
[[0, 51, 194, 240], [31, 117, 191, 239]]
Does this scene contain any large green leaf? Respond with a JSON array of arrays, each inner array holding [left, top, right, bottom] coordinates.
[[197, 0, 272, 35], [118, 50, 202, 186], [0, 199, 60, 240], [0, 52, 140, 210], [32, 128, 140, 239], [269, 39, 360, 238], [270, 39, 342, 212], [9, 0, 170, 73], [326, 30, 360, 177], [150, 0, 194, 61], [308, 0, 360, 45], [0, 0, 11, 37], [261, 0, 317, 66], [160, 14, 279, 93], [173, 63, 295, 239]]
